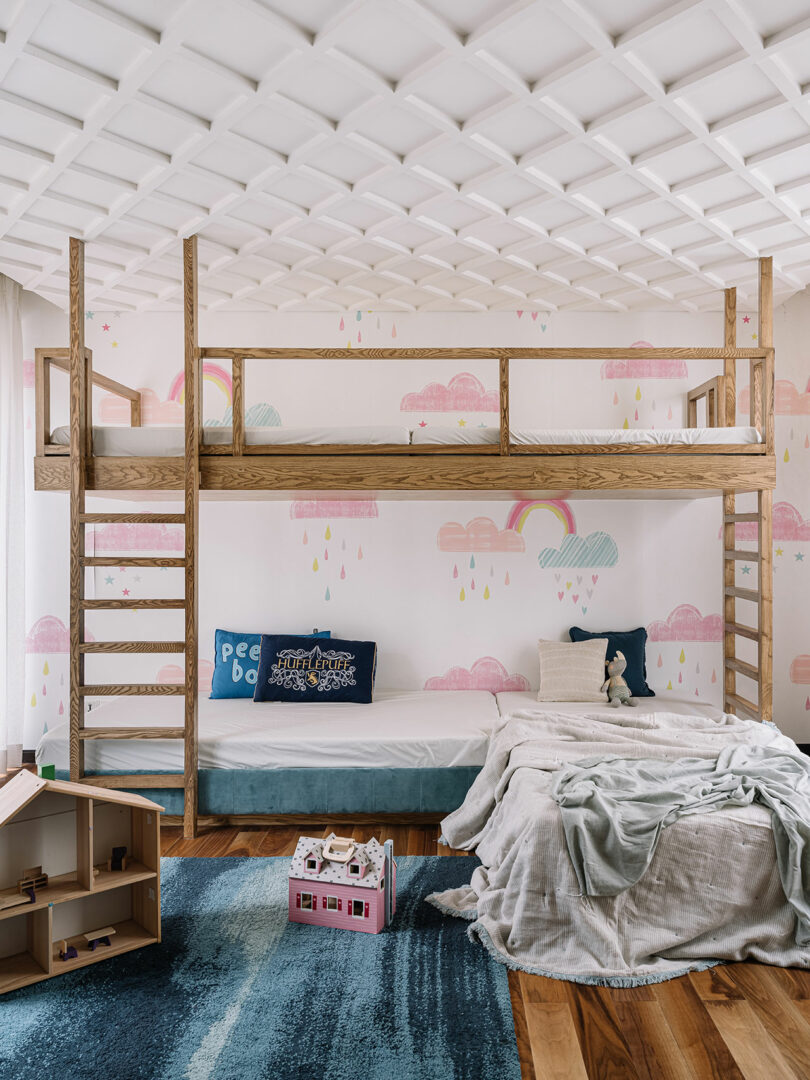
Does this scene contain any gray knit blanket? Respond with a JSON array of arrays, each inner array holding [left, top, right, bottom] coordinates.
[[427, 707, 810, 985]]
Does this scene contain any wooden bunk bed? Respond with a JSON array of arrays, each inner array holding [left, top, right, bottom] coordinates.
[[33, 237, 776, 837]]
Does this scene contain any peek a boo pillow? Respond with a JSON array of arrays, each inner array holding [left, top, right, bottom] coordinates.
[[210, 629, 330, 699], [536, 638, 609, 702], [254, 634, 377, 704]]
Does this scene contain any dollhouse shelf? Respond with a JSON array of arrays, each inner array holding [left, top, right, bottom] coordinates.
[[0, 771, 163, 996]]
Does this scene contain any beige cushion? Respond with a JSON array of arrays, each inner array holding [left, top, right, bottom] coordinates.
[[536, 638, 609, 702]]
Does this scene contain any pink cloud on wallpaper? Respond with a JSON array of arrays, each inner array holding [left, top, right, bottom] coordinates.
[[437, 517, 525, 553], [158, 659, 214, 693], [290, 500, 378, 519], [790, 656, 810, 684], [738, 379, 810, 416], [735, 501, 810, 542], [26, 615, 93, 652], [424, 657, 529, 693], [400, 372, 498, 412], [92, 524, 184, 552], [647, 604, 723, 642], [99, 388, 183, 425], [601, 342, 688, 380]]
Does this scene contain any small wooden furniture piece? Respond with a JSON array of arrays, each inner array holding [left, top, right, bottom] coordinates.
[[0, 770, 163, 995]]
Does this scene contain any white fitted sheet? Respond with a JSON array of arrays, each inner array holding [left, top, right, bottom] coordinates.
[[50, 425, 411, 455], [35, 689, 500, 772], [511, 426, 762, 445], [495, 691, 726, 724]]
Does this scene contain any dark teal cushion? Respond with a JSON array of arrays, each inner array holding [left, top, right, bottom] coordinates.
[[211, 628, 330, 699], [569, 625, 654, 697]]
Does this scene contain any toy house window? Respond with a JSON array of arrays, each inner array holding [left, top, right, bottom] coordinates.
[[301, 892, 313, 911], [326, 896, 338, 911], [351, 899, 365, 918], [348, 863, 360, 876], [305, 859, 317, 871], [379, 876, 385, 890]]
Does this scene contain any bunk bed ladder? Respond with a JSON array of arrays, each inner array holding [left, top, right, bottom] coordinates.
[[721, 264, 774, 724], [68, 237, 199, 837]]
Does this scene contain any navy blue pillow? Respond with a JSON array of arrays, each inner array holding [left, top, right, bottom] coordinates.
[[210, 628, 330, 699], [569, 626, 654, 698], [254, 634, 377, 704]]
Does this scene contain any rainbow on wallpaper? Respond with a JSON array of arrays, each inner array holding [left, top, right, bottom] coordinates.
[[437, 517, 525, 553], [537, 531, 618, 568], [424, 657, 529, 693], [647, 604, 723, 642], [400, 372, 498, 412]]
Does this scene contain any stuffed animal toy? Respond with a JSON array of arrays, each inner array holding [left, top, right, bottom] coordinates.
[[602, 651, 638, 707]]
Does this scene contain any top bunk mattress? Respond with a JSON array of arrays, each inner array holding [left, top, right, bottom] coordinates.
[[50, 423, 763, 454], [35, 689, 500, 772]]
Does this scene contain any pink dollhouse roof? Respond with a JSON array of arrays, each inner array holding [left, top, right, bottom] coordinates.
[[290, 833, 386, 890]]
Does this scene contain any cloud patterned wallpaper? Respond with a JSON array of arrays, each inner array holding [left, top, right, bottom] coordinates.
[[18, 290, 810, 745]]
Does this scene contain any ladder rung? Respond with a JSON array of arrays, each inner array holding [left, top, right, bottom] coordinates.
[[77, 774, 186, 789], [80, 514, 185, 524], [725, 587, 759, 603], [725, 621, 759, 642], [81, 599, 185, 610], [723, 550, 759, 562], [80, 684, 186, 696], [81, 557, 185, 567], [723, 514, 759, 523], [725, 692, 760, 720], [725, 658, 759, 680], [79, 727, 186, 740], [79, 641, 186, 653]]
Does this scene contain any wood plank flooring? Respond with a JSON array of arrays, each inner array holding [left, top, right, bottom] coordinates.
[[162, 823, 810, 1080]]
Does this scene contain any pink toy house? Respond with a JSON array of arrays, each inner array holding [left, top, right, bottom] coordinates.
[[288, 833, 396, 935]]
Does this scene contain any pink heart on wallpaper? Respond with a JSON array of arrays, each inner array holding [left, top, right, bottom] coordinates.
[[531, 311, 538, 321], [576, 576, 583, 585], [581, 606, 588, 614], [516, 310, 523, 318], [587, 589, 594, 599], [592, 575, 599, 584], [557, 591, 564, 601], [554, 573, 561, 582], [572, 594, 579, 603]]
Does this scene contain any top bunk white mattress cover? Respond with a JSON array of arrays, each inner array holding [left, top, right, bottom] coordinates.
[[35, 689, 501, 772], [51, 424, 762, 455]]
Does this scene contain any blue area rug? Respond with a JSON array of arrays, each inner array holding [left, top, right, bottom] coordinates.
[[0, 856, 520, 1080]]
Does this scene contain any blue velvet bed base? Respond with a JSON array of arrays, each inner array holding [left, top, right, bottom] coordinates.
[[55, 767, 481, 817]]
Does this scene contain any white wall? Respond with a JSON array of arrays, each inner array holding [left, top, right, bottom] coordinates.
[[20, 290, 810, 743]]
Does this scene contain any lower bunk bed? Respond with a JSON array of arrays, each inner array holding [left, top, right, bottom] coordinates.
[[35, 689, 497, 820], [428, 696, 810, 984]]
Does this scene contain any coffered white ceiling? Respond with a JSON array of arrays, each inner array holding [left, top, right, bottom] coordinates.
[[1, 0, 810, 313]]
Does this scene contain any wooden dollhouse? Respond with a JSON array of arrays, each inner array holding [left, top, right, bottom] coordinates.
[[289, 833, 396, 935], [0, 770, 163, 994]]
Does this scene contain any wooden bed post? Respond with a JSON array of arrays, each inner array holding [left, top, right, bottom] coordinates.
[[757, 256, 774, 724], [69, 238, 86, 782], [723, 288, 736, 425], [499, 356, 510, 457], [183, 235, 200, 838]]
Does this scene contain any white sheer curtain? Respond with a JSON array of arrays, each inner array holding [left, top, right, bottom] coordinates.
[[0, 274, 25, 774]]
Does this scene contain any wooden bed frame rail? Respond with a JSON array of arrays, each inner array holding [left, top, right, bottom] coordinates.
[[54, 239, 776, 838]]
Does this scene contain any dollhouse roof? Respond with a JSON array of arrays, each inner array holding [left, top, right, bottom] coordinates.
[[0, 770, 164, 828], [290, 833, 386, 891], [303, 841, 325, 863]]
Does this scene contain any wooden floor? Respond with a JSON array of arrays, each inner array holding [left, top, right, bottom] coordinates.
[[162, 823, 810, 1080]]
